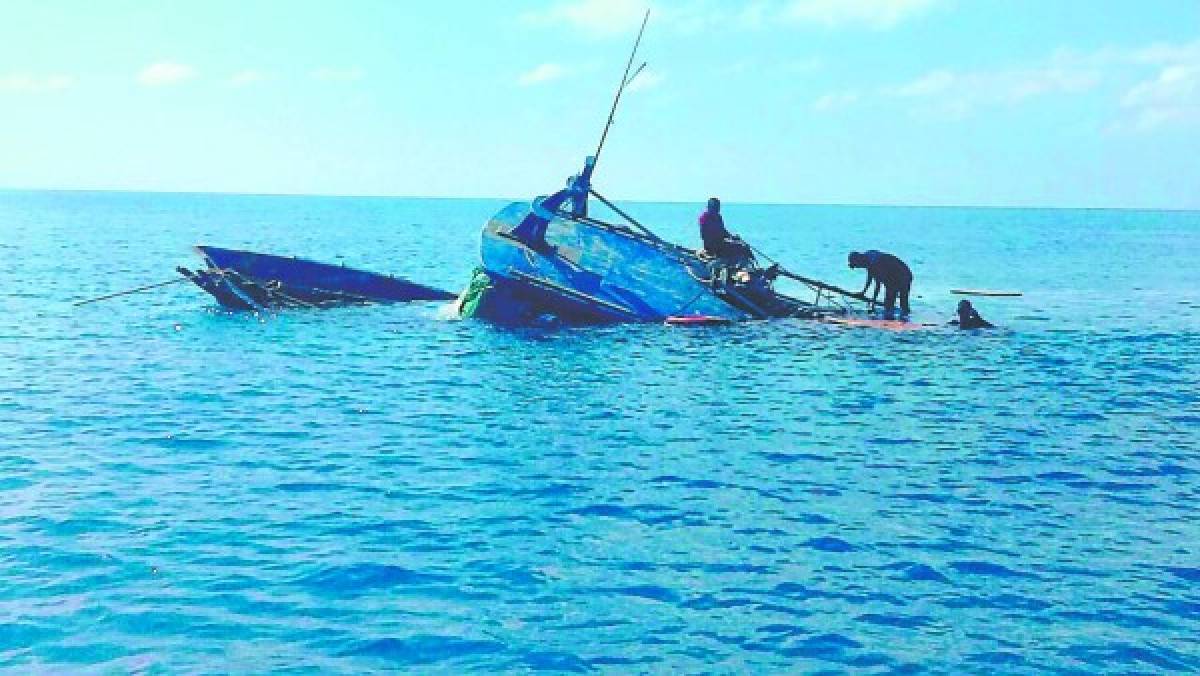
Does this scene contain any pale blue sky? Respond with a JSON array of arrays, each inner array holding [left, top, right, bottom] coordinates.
[[2, 0, 1198, 208]]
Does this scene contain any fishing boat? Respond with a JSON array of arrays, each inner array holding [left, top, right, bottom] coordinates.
[[457, 12, 865, 326], [456, 170, 863, 325], [177, 245, 455, 311]]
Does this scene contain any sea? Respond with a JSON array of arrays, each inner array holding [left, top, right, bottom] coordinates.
[[1, 190, 1198, 673]]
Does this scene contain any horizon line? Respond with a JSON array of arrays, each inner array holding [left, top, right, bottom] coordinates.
[[1, 185, 1196, 214]]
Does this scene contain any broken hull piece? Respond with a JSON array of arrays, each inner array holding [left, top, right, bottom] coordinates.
[[180, 245, 457, 311], [665, 315, 734, 326], [821, 317, 938, 331]]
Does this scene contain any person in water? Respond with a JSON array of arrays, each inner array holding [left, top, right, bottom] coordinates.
[[848, 250, 912, 319], [951, 299, 994, 329], [699, 198, 751, 263]]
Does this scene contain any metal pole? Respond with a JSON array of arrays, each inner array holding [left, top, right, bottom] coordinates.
[[593, 9, 651, 167], [73, 277, 187, 306]]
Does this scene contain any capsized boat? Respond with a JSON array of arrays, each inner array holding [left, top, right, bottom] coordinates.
[[455, 163, 861, 325], [456, 11, 865, 326], [178, 245, 455, 311]]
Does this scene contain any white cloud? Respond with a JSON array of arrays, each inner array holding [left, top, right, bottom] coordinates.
[[812, 90, 859, 112], [1062, 39, 1200, 131], [784, 0, 940, 29], [1120, 63, 1200, 131], [520, 0, 750, 38], [230, 70, 268, 87], [523, 0, 937, 36], [735, 1, 774, 29], [518, 63, 569, 86], [811, 38, 1200, 131], [312, 67, 364, 83], [522, 0, 647, 37], [807, 50, 1106, 120], [1124, 64, 1200, 107], [888, 69, 955, 97], [626, 67, 664, 93], [138, 62, 195, 87], [878, 61, 1101, 118], [0, 73, 73, 93], [1080, 40, 1200, 69]]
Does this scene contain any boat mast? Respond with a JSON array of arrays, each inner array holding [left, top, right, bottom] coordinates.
[[507, 9, 651, 246], [592, 9, 651, 171], [580, 8, 661, 242]]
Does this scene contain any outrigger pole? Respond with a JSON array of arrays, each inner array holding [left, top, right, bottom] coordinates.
[[73, 277, 187, 307], [593, 9, 651, 169]]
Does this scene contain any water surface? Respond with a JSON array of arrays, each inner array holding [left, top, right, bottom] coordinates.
[[1, 191, 1198, 672]]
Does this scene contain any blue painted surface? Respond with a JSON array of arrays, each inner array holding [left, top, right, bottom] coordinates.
[[1, 190, 1199, 672], [188, 245, 456, 308], [480, 201, 750, 324]]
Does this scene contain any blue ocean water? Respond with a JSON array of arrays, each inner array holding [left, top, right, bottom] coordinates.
[[1, 189, 1198, 672]]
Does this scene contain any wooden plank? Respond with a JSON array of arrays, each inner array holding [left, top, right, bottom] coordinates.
[[951, 289, 1023, 297]]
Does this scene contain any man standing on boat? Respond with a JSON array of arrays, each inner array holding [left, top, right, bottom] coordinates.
[[699, 198, 751, 264], [848, 250, 912, 319]]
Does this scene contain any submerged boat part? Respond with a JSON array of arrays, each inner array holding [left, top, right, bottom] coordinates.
[[180, 245, 456, 311]]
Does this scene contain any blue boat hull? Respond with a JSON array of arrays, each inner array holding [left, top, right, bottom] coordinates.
[[180, 245, 456, 310], [470, 202, 811, 325]]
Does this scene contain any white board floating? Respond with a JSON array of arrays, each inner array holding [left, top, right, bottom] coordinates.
[[950, 289, 1023, 297]]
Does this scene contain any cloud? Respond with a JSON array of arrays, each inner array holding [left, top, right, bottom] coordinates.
[[784, 0, 940, 29], [518, 63, 569, 86], [523, 0, 938, 37], [1120, 63, 1200, 131], [1051, 38, 1200, 131], [888, 69, 955, 97], [812, 90, 859, 112], [312, 67, 364, 83], [138, 62, 195, 87], [522, 0, 647, 37], [626, 67, 665, 93], [0, 73, 73, 93], [735, 1, 775, 29], [520, 0, 758, 37], [807, 37, 1200, 131], [822, 56, 1098, 119], [1078, 40, 1200, 69], [884, 63, 1101, 118], [230, 70, 269, 87]]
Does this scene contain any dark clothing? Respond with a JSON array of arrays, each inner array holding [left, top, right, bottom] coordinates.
[[699, 210, 731, 255], [957, 315, 993, 329], [860, 250, 912, 318], [954, 309, 994, 329], [699, 210, 752, 262]]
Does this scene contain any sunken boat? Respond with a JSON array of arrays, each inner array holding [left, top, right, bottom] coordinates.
[[456, 159, 863, 326], [456, 12, 864, 326], [178, 245, 455, 311]]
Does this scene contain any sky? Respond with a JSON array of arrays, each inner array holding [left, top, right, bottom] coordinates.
[[2, 0, 1199, 209]]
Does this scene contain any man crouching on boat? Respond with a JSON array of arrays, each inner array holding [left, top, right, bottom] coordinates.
[[699, 198, 752, 265], [848, 250, 912, 319]]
